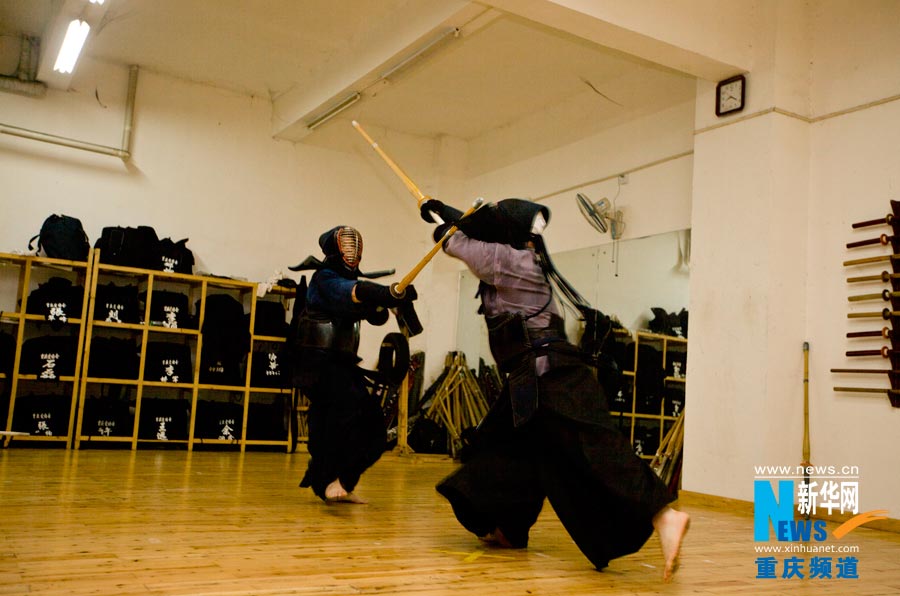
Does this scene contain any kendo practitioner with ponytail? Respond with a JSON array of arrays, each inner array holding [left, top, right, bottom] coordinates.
[[421, 199, 690, 581], [290, 225, 417, 503]]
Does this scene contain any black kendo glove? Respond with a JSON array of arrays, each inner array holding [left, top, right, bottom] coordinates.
[[355, 280, 417, 308], [420, 199, 464, 225], [433, 222, 454, 244]]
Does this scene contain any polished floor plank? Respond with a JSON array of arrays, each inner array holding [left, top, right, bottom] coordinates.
[[0, 448, 898, 595]]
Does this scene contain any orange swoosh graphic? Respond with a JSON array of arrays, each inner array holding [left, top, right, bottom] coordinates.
[[832, 509, 889, 539]]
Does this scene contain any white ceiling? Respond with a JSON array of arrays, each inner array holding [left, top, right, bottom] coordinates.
[[0, 0, 696, 154]]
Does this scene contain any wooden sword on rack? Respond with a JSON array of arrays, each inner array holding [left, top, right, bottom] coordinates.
[[846, 327, 893, 340], [851, 200, 900, 230], [846, 270, 900, 284], [843, 253, 900, 267], [832, 386, 900, 408]]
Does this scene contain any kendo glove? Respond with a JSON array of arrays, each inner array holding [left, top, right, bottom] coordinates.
[[354, 280, 417, 308], [433, 222, 453, 244], [420, 199, 464, 225], [403, 284, 418, 301]]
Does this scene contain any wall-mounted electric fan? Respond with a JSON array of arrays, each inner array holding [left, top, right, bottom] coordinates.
[[576, 193, 624, 239]]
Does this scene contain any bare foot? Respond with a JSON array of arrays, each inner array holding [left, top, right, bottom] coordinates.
[[653, 507, 690, 582], [324, 480, 368, 504], [333, 492, 369, 504], [324, 479, 347, 500]]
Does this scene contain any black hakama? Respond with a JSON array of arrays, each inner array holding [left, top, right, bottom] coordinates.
[[437, 354, 674, 570]]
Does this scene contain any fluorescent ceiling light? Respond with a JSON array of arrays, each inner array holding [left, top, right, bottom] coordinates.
[[379, 28, 458, 82], [53, 19, 90, 74], [307, 93, 361, 130], [89, 0, 105, 4]]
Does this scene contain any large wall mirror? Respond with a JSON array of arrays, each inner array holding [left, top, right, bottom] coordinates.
[[455, 228, 691, 364]]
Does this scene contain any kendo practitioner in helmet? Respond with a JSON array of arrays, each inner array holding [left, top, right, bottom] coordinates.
[[421, 199, 690, 581], [291, 225, 417, 503]]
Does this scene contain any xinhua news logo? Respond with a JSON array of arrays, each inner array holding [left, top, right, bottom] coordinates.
[[752, 464, 888, 580]]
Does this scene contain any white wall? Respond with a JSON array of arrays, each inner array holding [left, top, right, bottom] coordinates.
[[683, 0, 900, 519], [805, 0, 900, 516], [0, 58, 429, 368], [810, 100, 900, 523]]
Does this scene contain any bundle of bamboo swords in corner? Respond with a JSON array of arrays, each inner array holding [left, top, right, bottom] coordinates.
[[650, 410, 685, 487], [423, 352, 490, 457]]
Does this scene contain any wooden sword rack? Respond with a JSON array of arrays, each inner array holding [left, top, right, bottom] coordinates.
[[835, 198, 900, 407]]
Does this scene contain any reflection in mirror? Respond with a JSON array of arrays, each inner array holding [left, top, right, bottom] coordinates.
[[455, 228, 691, 365]]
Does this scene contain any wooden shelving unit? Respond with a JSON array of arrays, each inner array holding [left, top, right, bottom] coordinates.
[[0, 251, 94, 448], [617, 331, 687, 459], [73, 250, 297, 451]]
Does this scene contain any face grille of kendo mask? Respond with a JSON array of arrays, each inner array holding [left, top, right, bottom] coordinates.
[[336, 226, 362, 268]]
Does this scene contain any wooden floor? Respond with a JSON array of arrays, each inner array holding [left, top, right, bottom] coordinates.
[[1, 448, 898, 596]]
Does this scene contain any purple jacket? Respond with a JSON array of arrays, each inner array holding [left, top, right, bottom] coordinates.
[[445, 231, 559, 328]]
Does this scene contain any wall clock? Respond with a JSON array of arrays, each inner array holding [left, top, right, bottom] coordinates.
[[716, 74, 745, 116]]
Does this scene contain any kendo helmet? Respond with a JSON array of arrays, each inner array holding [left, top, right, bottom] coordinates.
[[319, 225, 363, 275], [459, 198, 550, 248]]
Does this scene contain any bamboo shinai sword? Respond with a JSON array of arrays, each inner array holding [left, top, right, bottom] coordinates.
[[350, 120, 484, 295], [352, 120, 432, 209]]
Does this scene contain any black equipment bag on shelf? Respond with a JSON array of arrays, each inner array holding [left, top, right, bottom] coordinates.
[[88, 336, 139, 379], [28, 214, 90, 262], [94, 225, 160, 269], [155, 237, 194, 274], [195, 399, 243, 441], [81, 395, 133, 437], [143, 341, 193, 384], [11, 394, 71, 436], [649, 307, 688, 338], [0, 330, 15, 375], [197, 294, 250, 386], [666, 343, 688, 379], [632, 420, 661, 457], [252, 300, 288, 337], [138, 397, 189, 441], [634, 343, 664, 414], [19, 335, 78, 379], [198, 342, 245, 386], [94, 282, 142, 324], [146, 289, 194, 329], [664, 383, 685, 418], [249, 344, 289, 388], [26, 277, 85, 326], [199, 294, 249, 342], [607, 375, 633, 414]]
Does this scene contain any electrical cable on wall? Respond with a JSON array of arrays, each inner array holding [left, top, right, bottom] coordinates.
[[611, 176, 622, 277]]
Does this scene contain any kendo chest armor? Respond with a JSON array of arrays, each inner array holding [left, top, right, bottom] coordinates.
[[294, 310, 361, 356]]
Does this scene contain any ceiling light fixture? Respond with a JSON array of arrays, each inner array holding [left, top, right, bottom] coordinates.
[[53, 19, 91, 74], [378, 27, 459, 82], [307, 92, 361, 131]]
